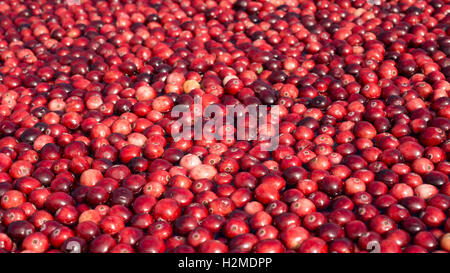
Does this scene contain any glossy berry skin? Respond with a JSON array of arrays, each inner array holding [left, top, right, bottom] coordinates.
[[22, 232, 49, 253], [136, 236, 166, 253], [198, 240, 228, 253], [89, 234, 117, 253], [298, 237, 328, 253], [153, 199, 181, 222], [253, 239, 285, 253]]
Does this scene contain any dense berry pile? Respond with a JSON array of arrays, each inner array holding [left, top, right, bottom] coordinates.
[[0, 0, 449, 253]]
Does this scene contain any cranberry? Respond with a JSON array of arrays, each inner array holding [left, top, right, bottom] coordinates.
[[229, 233, 258, 253], [186, 226, 212, 247], [319, 175, 343, 196], [145, 218, 171, 238], [254, 239, 285, 253], [414, 231, 439, 251], [222, 218, 249, 238], [7, 221, 35, 242], [174, 215, 198, 235], [256, 225, 279, 241], [400, 196, 427, 214], [76, 221, 101, 242], [61, 237, 87, 253], [198, 240, 228, 253], [319, 223, 345, 242], [290, 198, 316, 217], [49, 226, 74, 249], [0, 0, 446, 254], [136, 236, 166, 253], [89, 234, 116, 253], [298, 237, 328, 253], [22, 232, 49, 253], [385, 229, 411, 248], [402, 217, 427, 235]]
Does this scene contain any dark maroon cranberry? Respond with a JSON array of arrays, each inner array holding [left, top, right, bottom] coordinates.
[[32, 167, 55, 186], [308, 191, 330, 210], [283, 166, 308, 185]]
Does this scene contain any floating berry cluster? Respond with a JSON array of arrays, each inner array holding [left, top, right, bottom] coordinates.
[[0, 0, 449, 253]]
